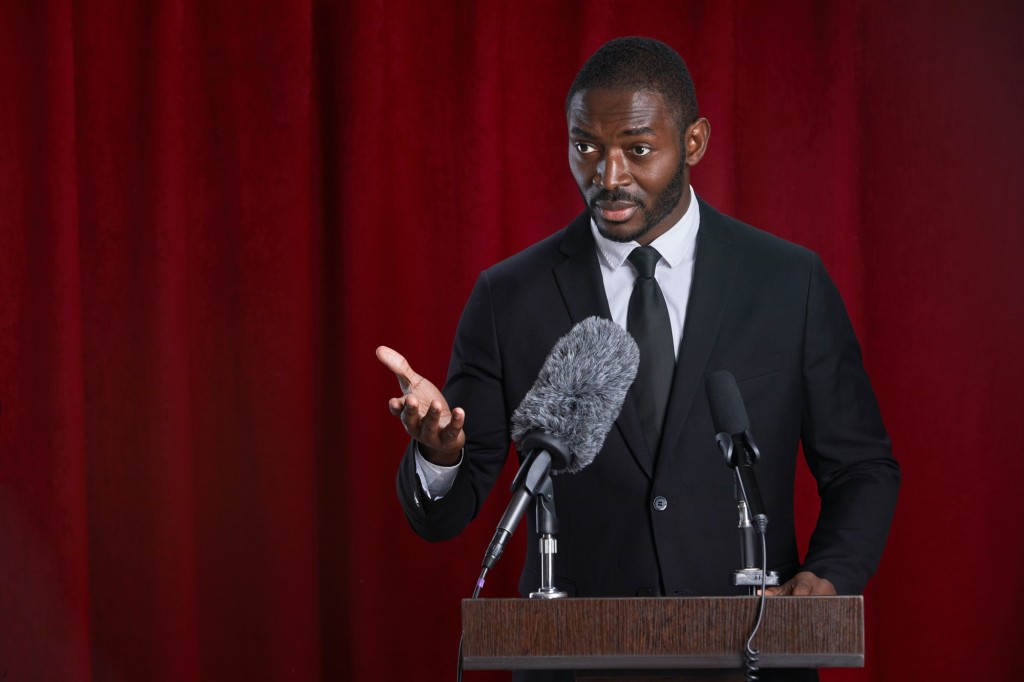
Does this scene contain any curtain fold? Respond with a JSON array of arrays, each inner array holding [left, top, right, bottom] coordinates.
[[1, 1, 1021, 680]]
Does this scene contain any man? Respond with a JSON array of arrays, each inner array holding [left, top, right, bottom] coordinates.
[[378, 37, 899, 679]]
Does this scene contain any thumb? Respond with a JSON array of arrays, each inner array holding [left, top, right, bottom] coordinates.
[[376, 346, 419, 392]]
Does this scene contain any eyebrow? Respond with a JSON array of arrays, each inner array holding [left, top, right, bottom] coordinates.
[[570, 125, 658, 139], [623, 126, 657, 137]]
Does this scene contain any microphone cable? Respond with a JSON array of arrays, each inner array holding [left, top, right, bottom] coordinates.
[[457, 566, 489, 682], [744, 533, 768, 682]]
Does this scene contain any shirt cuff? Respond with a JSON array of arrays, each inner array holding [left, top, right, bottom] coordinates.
[[414, 444, 463, 500]]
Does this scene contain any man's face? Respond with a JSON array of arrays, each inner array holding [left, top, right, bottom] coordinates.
[[567, 88, 688, 245]]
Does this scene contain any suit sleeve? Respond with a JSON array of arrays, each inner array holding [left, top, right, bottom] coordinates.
[[798, 254, 900, 594], [395, 271, 513, 541]]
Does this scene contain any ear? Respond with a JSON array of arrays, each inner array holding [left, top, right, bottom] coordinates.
[[684, 117, 711, 167]]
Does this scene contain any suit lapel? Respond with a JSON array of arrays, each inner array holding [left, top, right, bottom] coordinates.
[[553, 213, 654, 478], [657, 199, 739, 467], [552, 213, 612, 324]]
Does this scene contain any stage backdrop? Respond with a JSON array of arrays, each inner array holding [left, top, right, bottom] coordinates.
[[1, 0, 1021, 680]]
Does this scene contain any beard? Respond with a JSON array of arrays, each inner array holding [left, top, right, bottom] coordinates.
[[585, 161, 686, 244]]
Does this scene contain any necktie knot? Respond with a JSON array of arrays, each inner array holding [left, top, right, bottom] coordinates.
[[628, 245, 661, 279]]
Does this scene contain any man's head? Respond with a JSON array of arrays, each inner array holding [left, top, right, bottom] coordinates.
[[566, 38, 709, 245], [565, 37, 699, 135]]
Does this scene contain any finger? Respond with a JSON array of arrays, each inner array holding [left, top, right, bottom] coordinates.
[[439, 407, 465, 445], [401, 395, 423, 432], [418, 400, 445, 440], [763, 586, 782, 597], [809, 578, 837, 595], [789, 580, 813, 596], [376, 346, 420, 392], [388, 397, 405, 416]]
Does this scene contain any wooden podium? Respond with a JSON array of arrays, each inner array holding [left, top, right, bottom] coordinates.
[[462, 596, 864, 681]]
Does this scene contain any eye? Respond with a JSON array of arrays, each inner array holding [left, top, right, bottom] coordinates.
[[631, 145, 652, 157], [574, 142, 597, 154]]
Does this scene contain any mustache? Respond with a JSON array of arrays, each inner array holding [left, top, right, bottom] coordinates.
[[589, 188, 646, 208]]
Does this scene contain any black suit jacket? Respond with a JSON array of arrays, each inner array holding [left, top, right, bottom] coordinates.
[[397, 198, 899, 598]]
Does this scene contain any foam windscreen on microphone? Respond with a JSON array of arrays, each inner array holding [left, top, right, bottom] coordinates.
[[510, 316, 639, 474], [705, 370, 751, 435]]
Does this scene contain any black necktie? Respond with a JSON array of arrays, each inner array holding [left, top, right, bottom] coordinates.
[[627, 246, 676, 455]]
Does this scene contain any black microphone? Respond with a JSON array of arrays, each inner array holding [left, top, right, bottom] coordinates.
[[705, 370, 768, 533], [481, 317, 639, 570]]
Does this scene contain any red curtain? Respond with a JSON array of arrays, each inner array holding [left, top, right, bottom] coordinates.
[[1, 1, 1021, 680]]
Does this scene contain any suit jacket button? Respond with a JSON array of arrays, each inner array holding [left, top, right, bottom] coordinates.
[[636, 587, 654, 597], [652, 496, 668, 511]]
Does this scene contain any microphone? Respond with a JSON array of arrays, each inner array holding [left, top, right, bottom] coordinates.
[[481, 317, 639, 570], [705, 370, 768, 533]]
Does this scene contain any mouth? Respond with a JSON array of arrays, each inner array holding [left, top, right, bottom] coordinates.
[[594, 200, 639, 223]]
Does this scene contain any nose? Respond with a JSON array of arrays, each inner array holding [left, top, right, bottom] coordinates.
[[594, 149, 631, 190]]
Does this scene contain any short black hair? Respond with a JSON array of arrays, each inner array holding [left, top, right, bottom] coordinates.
[[566, 37, 698, 132]]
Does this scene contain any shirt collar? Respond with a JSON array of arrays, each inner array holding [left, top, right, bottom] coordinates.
[[591, 186, 700, 271]]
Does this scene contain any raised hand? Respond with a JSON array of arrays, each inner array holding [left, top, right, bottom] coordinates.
[[376, 346, 465, 466]]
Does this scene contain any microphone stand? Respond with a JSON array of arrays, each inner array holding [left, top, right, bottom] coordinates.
[[716, 431, 779, 593], [529, 476, 567, 599], [732, 495, 779, 593]]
